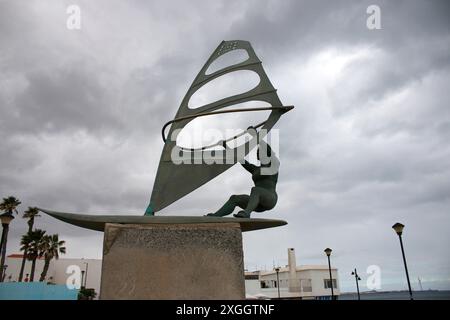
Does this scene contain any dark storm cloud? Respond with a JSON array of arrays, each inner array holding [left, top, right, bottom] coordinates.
[[9, 65, 123, 134], [227, 0, 450, 56], [0, 0, 449, 291], [226, 0, 450, 115]]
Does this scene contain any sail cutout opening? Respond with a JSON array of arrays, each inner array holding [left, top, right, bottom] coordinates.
[[188, 70, 260, 109], [205, 49, 249, 75], [176, 108, 270, 150], [220, 100, 272, 111]]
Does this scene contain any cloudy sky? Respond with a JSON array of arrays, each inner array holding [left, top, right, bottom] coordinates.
[[1, 0, 449, 293]]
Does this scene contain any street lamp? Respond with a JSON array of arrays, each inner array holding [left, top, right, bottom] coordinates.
[[324, 248, 334, 300], [392, 222, 413, 300], [0, 213, 14, 282], [351, 269, 361, 300], [274, 267, 280, 299], [83, 262, 89, 288], [81, 270, 85, 289]]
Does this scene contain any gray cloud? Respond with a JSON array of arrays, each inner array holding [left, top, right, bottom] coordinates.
[[1, 0, 449, 292]]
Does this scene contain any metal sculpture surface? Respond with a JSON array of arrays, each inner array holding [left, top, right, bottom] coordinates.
[[38, 40, 293, 232], [206, 138, 279, 218], [146, 40, 293, 215]]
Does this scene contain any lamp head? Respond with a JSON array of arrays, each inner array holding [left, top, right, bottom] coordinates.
[[324, 248, 332, 257], [0, 213, 14, 225], [392, 222, 405, 236]]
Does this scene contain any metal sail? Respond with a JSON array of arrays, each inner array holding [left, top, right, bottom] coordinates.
[[147, 40, 293, 214]]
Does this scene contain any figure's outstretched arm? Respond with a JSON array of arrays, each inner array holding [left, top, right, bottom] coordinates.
[[258, 139, 280, 174], [241, 160, 257, 173], [259, 139, 279, 162]]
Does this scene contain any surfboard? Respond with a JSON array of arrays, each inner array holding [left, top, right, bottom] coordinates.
[[38, 208, 287, 232]]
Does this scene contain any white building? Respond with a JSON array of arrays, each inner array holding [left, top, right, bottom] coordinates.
[[4, 254, 102, 296], [245, 248, 340, 300]]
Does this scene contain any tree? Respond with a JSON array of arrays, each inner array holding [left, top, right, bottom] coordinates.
[[20, 229, 46, 282], [18, 207, 40, 281], [39, 234, 66, 282], [78, 287, 97, 300], [0, 196, 21, 282], [23, 207, 40, 233], [0, 196, 21, 215]]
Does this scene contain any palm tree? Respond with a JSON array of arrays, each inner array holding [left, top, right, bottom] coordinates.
[[0, 196, 21, 282], [23, 207, 40, 233], [0, 196, 21, 215], [39, 234, 66, 282], [20, 229, 46, 282], [18, 207, 40, 281]]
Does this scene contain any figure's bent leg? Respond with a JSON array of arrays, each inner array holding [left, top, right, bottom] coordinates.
[[206, 195, 249, 217], [234, 187, 261, 218]]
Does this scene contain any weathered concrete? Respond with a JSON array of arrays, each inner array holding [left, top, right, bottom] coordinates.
[[100, 223, 245, 300]]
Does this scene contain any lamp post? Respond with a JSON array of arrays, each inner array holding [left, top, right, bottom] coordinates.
[[324, 248, 334, 300], [392, 222, 413, 300], [81, 270, 85, 289], [351, 268, 361, 300], [83, 262, 89, 288], [1, 265, 8, 282], [0, 213, 14, 282], [274, 267, 280, 299]]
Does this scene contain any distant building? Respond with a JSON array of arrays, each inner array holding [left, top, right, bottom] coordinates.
[[4, 254, 102, 296], [245, 248, 340, 300]]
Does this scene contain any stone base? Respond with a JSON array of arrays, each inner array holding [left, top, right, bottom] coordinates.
[[99, 223, 245, 300]]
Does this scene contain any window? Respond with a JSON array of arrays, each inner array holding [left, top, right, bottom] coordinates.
[[324, 279, 337, 289], [300, 279, 312, 292]]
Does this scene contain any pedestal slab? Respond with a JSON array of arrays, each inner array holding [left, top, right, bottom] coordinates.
[[100, 222, 245, 300]]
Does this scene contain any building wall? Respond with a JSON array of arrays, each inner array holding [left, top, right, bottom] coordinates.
[[4, 256, 102, 297], [258, 268, 340, 299], [245, 279, 261, 296], [300, 269, 340, 298], [3, 256, 46, 282], [52, 258, 102, 295]]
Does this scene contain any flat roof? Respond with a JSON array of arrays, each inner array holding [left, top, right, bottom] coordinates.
[[260, 265, 338, 276]]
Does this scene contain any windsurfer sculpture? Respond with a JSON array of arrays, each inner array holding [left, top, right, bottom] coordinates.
[[206, 133, 279, 218]]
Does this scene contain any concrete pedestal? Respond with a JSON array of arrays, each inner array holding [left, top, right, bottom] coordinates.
[[99, 223, 245, 299]]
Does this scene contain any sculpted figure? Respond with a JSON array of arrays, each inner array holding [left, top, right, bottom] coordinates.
[[206, 137, 279, 218]]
